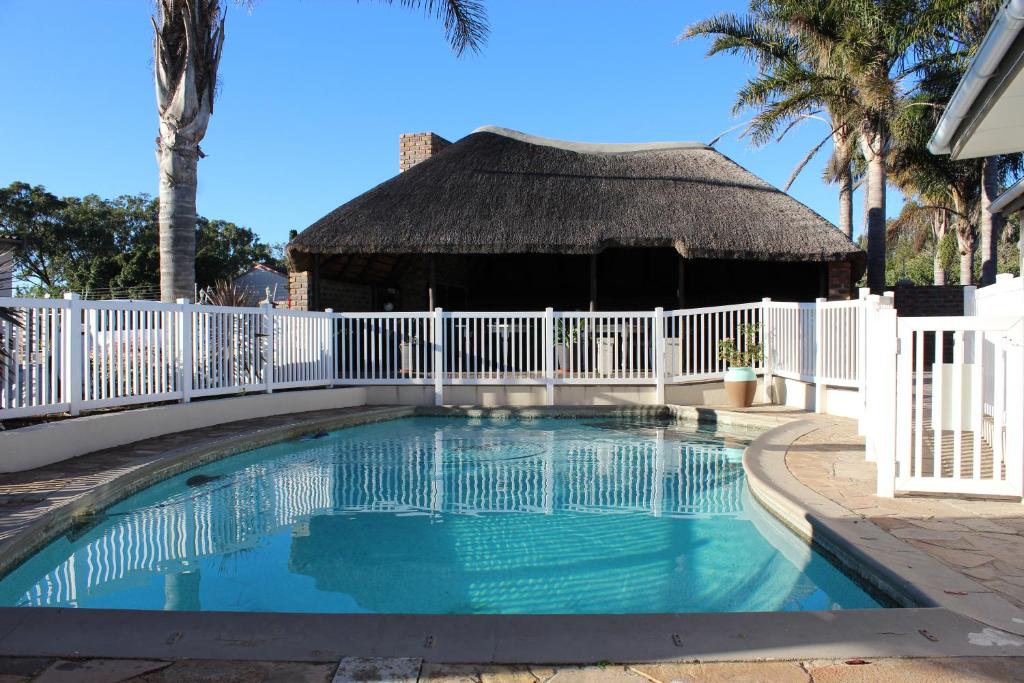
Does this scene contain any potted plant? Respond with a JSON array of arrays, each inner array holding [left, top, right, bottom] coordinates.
[[717, 323, 763, 408]]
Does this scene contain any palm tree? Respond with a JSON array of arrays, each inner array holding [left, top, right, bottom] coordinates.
[[920, 0, 1021, 285], [686, 0, 932, 292], [153, 0, 488, 302], [683, 7, 858, 239]]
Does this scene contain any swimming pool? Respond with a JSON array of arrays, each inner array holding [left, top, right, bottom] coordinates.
[[0, 417, 880, 613]]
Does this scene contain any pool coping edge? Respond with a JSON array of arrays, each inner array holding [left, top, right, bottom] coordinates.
[[742, 419, 1024, 637]]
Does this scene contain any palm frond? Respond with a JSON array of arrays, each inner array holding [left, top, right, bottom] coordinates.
[[382, 0, 488, 56]]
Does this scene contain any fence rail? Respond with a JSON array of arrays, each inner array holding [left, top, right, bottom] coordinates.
[[3, 294, 863, 419], [4, 278, 1023, 502]]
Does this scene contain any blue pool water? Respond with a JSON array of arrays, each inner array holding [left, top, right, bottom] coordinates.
[[0, 417, 880, 613]]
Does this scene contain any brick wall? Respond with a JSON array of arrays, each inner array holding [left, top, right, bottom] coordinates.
[[289, 271, 373, 311], [893, 285, 966, 364], [321, 278, 373, 311], [827, 261, 853, 300], [893, 285, 965, 317], [399, 132, 451, 172], [289, 271, 313, 311]]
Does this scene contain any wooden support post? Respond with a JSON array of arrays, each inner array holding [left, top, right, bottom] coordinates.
[[428, 256, 437, 312], [311, 256, 321, 312], [589, 254, 597, 312], [677, 255, 686, 309]]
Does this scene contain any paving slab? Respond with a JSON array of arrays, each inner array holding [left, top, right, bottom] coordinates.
[[744, 417, 1024, 637], [34, 659, 171, 683], [331, 657, 421, 683], [784, 419, 1024, 612]]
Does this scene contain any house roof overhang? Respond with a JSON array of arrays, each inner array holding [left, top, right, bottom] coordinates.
[[929, 0, 1024, 161]]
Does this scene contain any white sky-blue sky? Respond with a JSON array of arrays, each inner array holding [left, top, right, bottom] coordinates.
[[0, 0, 902, 247]]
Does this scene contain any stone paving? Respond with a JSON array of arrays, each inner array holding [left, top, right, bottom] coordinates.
[[2, 656, 1024, 682], [785, 418, 1024, 609]]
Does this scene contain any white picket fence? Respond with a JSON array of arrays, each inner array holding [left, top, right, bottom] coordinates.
[[0, 295, 863, 419], [868, 275, 1024, 499], [3, 282, 1022, 500]]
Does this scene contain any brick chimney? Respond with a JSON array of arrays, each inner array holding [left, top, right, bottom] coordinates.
[[399, 132, 451, 172]]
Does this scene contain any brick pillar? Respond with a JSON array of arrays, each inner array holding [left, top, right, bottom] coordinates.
[[399, 132, 451, 172], [828, 261, 853, 300], [289, 271, 313, 311]]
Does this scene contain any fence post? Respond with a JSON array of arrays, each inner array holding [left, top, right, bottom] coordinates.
[[544, 307, 555, 406], [875, 306, 898, 497], [433, 307, 444, 407], [761, 298, 773, 404], [654, 307, 665, 405], [263, 301, 275, 394], [814, 297, 826, 414], [176, 298, 193, 404], [857, 289, 870, 434], [62, 293, 82, 416], [324, 308, 336, 387]]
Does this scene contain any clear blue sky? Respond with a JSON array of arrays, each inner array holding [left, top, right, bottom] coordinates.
[[0, 0, 901, 247]]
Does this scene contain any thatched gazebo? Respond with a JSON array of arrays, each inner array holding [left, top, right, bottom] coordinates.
[[287, 126, 865, 311]]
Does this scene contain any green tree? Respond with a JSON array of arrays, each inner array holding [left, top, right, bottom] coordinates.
[[152, 0, 488, 302], [0, 181, 282, 298], [683, 4, 858, 238], [687, 0, 939, 293]]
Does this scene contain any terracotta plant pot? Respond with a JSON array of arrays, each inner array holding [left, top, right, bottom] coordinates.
[[724, 367, 756, 408]]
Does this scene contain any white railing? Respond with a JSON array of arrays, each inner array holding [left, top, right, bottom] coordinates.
[[762, 297, 862, 389], [1, 295, 866, 420], [871, 275, 1024, 499], [664, 302, 763, 381]]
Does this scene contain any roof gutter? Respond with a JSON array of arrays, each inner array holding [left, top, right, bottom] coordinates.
[[990, 176, 1024, 214], [928, 0, 1024, 155]]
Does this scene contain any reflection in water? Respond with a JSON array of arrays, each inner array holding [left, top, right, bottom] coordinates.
[[0, 418, 879, 613]]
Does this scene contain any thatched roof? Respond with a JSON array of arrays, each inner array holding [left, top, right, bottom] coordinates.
[[289, 126, 864, 272]]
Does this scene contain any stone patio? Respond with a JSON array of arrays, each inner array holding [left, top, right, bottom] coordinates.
[[2, 655, 1024, 682], [785, 419, 1024, 609]]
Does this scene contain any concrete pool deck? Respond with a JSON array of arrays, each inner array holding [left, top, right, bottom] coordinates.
[[0, 404, 1023, 668]]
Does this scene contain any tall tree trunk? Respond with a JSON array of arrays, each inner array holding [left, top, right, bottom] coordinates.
[[959, 235, 975, 285], [953, 209, 975, 286], [932, 209, 946, 285], [157, 137, 199, 302], [833, 127, 853, 239], [980, 156, 1002, 286], [153, 1, 225, 302], [860, 123, 887, 292], [837, 165, 853, 239]]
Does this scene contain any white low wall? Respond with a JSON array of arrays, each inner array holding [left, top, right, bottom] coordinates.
[[366, 380, 769, 408], [0, 387, 368, 473], [768, 377, 860, 419]]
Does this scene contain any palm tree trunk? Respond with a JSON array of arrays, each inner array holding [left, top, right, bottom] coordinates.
[[860, 124, 887, 292], [932, 209, 946, 285], [838, 165, 853, 239], [980, 156, 1002, 286], [833, 128, 853, 239], [954, 215, 975, 286], [959, 236, 975, 285], [153, 0, 225, 303], [157, 139, 198, 302]]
